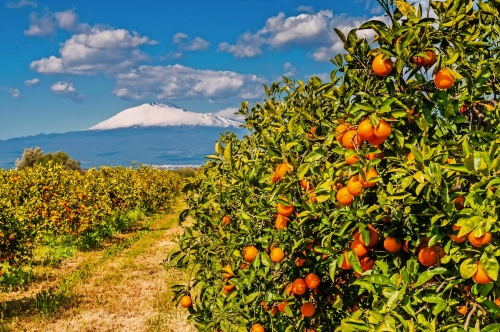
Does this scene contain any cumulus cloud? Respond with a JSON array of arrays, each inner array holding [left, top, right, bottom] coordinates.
[[296, 6, 315, 14], [50, 81, 86, 101], [30, 28, 157, 75], [283, 62, 297, 77], [0, 87, 21, 98], [218, 10, 388, 61], [173, 32, 210, 52], [24, 10, 90, 37], [6, 0, 37, 8], [24, 78, 40, 87], [214, 107, 244, 121], [113, 64, 266, 101]]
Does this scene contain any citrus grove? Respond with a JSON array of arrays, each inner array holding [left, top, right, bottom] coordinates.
[[0, 163, 181, 271], [172, 0, 500, 330]]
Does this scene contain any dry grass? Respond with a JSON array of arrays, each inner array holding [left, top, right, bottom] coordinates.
[[0, 200, 196, 332]]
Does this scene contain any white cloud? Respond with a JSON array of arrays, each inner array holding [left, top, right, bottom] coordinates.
[[6, 0, 37, 9], [173, 32, 210, 52], [113, 64, 266, 101], [218, 10, 388, 61], [0, 87, 21, 98], [50, 81, 86, 102], [24, 12, 57, 36], [283, 62, 297, 77], [24, 78, 40, 87], [214, 107, 244, 121], [30, 28, 156, 75], [296, 6, 315, 14], [24, 10, 90, 37]]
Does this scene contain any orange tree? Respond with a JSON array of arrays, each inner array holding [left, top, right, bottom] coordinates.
[[172, 0, 500, 330]]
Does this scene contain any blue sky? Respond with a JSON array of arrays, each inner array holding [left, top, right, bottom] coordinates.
[[0, 0, 384, 140]]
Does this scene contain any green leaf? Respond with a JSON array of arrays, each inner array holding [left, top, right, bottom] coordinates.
[[297, 163, 310, 180], [260, 252, 273, 267], [353, 279, 376, 293], [224, 142, 232, 167], [348, 250, 363, 274], [330, 260, 337, 282], [364, 274, 394, 286], [460, 258, 477, 279], [480, 252, 499, 281], [304, 149, 325, 162]]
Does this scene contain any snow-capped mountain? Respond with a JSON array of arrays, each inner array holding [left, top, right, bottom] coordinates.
[[89, 103, 242, 130]]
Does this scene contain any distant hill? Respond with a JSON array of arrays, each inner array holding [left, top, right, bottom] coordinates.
[[0, 103, 247, 170]]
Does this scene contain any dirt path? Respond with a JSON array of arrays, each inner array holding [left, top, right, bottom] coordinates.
[[0, 200, 196, 332]]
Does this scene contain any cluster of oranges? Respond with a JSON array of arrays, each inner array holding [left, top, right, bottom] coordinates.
[[371, 51, 455, 90]]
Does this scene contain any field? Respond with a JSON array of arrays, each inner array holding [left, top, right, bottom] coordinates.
[[0, 164, 195, 331]]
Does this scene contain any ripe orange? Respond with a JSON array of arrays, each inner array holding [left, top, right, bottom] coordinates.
[[495, 297, 500, 307], [356, 224, 379, 246], [384, 236, 403, 253], [413, 50, 436, 67], [350, 239, 368, 258], [261, 301, 269, 311], [347, 176, 363, 197], [374, 119, 391, 139], [407, 152, 415, 161], [222, 265, 234, 279], [285, 283, 293, 296], [450, 224, 467, 243], [223, 283, 235, 292], [403, 240, 409, 253], [360, 168, 378, 187], [270, 247, 285, 263], [222, 215, 230, 226], [366, 152, 379, 160], [342, 129, 363, 149], [275, 214, 289, 230], [360, 256, 375, 271], [340, 250, 351, 270], [277, 202, 295, 217], [372, 53, 393, 77], [457, 305, 468, 315], [336, 123, 352, 142], [473, 262, 492, 284], [468, 231, 492, 248], [434, 68, 455, 89], [276, 163, 290, 179], [180, 295, 192, 308], [345, 153, 360, 165], [357, 119, 375, 141], [300, 179, 312, 191], [366, 135, 387, 145], [250, 324, 265, 332], [301, 302, 316, 317], [292, 278, 307, 295], [305, 273, 320, 289], [336, 187, 354, 206], [295, 257, 307, 267], [270, 307, 278, 316], [271, 174, 280, 183], [278, 301, 289, 313], [417, 245, 443, 267], [243, 246, 259, 262]]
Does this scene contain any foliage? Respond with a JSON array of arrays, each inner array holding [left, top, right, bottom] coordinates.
[[15, 147, 82, 171], [0, 162, 182, 273], [172, 0, 500, 330], [15, 147, 43, 171]]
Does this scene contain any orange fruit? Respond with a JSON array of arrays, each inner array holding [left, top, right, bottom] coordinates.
[[360, 256, 375, 271], [295, 257, 307, 267], [366, 152, 379, 160], [251, 324, 265, 332], [261, 301, 269, 311], [285, 283, 293, 296], [360, 168, 378, 187], [345, 153, 360, 165], [342, 129, 363, 149], [292, 278, 307, 295], [222, 265, 234, 279], [355, 224, 379, 247], [402, 240, 409, 253], [223, 283, 235, 292], [243, 246, 259, 263], [240, 262, 249, 270], [340, 250, 351, 270], [336, 123, 352, 142], [374, 119, 391, 139], [275, 214, 289, 230], [350, 239, 368, 258], [347, 176, 363, 197], [473, 262, 492, 284], [301, 302, 316, 317], [180, 295, 192, 308], [336, 187, 354, 206], [300, 179, 312, 191], [460, 104, 468, 114], [366, 135, 386, 145], [270, 307, 278, 316], [417, 245, 443, 267], [457, 305, 468, 315], [372, 53, 393, 76], [407, 152, 415, 161], [468, 231, 492, 248], [413, 50, 436, 67], [270, 247, 285, 263], [450, 224, 467, 243], [494, 297, 500, 307], [305, 273, 320, 289], [278, 301, 289, 313], [434, 68, 455, 89], [357, 119, 375, 141], [222, 215, 230, 226], [454, 196, 464, 210], [276, 163, 290, 179], [384, 236, 403, 253], [271, 174, 280, 183], [277, 202, 295, 217]]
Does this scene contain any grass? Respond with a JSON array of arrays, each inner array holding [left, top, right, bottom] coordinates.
[[0, 198, 195, 332]]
